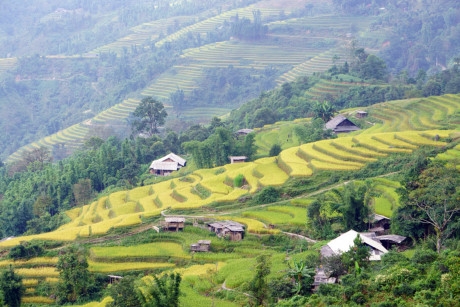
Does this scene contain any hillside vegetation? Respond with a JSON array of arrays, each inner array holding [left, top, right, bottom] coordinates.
[[0, 90, 459, 305], [2, 0, 459, 163]]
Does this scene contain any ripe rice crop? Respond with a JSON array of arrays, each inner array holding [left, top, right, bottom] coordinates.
[[278, 147, 313, 176], [90, 218, 123, 235], [394, 131, 447, 146], [46, 277, 59, 283], [72, 296, 114, 307], [22, 296, 55, 304], [88, 260, 174, 272], [23, 279, 39, 286], [212, 188, 248, 202], [331, 137, 386, 157], [200, 174, 232, 194], [127, 186, 151, 201], [16, 267, 58, 277], [90, 242, 190, 260], [111, 201, 138, 217], [254, 158, 289, 186], [299, 143, 365, 168], [353, 134, 412, 154], [113, 214, 142, 228], [193, 252, 241, 262], [65, 207, 81, 221], [108, 191, 128, 207]]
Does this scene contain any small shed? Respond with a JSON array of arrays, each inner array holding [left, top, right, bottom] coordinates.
[[368, 214, 390, 235], [312, 268, 336, 291], [376, 235, 407, 250], [108, 275, 123, 284], [190, 240, 211, 252], [229, 156, 247, 164], [208, 220, 245, 241], [235, 128, 254, 137], [356, 110, 368, 118], [325, 115, 360, 133], [163, 217, 185, 231], [149, 153, 186, 176]]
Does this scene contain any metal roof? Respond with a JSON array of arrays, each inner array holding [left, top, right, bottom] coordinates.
[[150, 152, 186, 169], [326, 229, 388, 256]]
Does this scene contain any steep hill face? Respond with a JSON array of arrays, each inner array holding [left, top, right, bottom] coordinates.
[[1, 0, 459, 163]]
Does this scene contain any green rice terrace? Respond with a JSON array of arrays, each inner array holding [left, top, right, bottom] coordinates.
[[3, 0, 388, 163], [1, 93, 459, 305]]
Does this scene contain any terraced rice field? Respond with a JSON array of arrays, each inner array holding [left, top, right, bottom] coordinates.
[[367, 94, 460, 133]]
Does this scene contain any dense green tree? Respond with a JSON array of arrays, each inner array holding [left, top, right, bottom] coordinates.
[[248, 254, 271, 306], [341, 235, 371, 272], [131, 97, 167, 137], [0, 265, 25, 307], [56, 245, 92, 304], [269, 144, 282, 157], [330, 182, 374, 231], [397, 163, 460, 253], [137, 272, 181, 307], [107, 276, 141, 307], [312, 101, 335, 122]]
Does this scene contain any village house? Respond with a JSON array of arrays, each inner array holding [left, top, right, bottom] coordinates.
[[320, 229, 388, 261], [190, 240, 211, 252], [163, 217, 185, 232], [312, 268, 337, 291], [149, 153, 186, 176], [368, 213, 391, 235], [355, 110, 368, 118], [235, 128, 254, 138], [325, 115, 360, 133], [207, 220, 245, 241], [229, 156, 248, 164]]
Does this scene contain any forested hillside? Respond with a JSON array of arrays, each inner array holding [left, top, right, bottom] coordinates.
[[1, 0, 459, 162], [0, 1, 460, 305]]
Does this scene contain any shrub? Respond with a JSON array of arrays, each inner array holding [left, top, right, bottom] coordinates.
[[233, 174, 245, 188], [269, 144, 282, 156], [254, 186, 280, 204]]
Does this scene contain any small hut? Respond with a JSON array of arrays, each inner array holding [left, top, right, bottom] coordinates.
[[108, 275, 123, 284], [229, 156, 247, 164], [235, 128, 254, 137], [190, 240, 211, 252], [368, 214, 390, 235], [356, 110, 368, 118], [163, 217, 185, 231], [312, 268, 336, 291]]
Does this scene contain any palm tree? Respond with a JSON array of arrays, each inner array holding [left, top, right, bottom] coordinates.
[[287, 260, 315, 295], [312, 101, 336, 122]]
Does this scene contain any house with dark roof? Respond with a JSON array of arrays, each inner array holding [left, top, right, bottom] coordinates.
[[208, 220, 245, 241], [235, 128, 254, 137], [149, 153, 186, 176], [325, 115, 360, 133]]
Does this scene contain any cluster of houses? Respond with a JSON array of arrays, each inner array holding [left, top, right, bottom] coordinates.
[[148, 114, 365, 177]]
